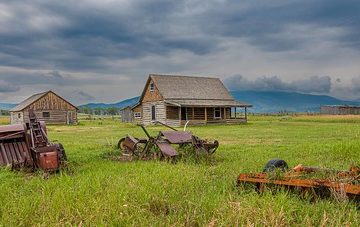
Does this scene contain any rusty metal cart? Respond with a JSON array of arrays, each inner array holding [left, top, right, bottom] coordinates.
[[237, 159, 360, 200], [118, 121, 219, 160], [0, 110, 67, 171]]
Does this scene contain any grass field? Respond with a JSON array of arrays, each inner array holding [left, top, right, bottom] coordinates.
[[0, 115, 359, 226]]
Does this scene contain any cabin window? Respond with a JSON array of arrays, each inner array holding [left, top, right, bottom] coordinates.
[[214, 108, 221, 119], [134, 112, 141, 119], [151, 105, 156, 121], [42, 112, 50, 118], [17, 113, 21, 119], [149, 82, 155, 92]]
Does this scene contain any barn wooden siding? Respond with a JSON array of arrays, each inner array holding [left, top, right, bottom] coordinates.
[[320, 106, 360, 115]]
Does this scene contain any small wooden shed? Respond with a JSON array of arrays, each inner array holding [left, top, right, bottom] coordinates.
[[10, 90, 78, 125], [120, 106, 133, 123]]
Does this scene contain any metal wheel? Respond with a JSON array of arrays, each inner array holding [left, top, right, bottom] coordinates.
[[117, 138, 126, 150]]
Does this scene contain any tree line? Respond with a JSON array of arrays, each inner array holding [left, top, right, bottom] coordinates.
[[78, 106, 120, 115]]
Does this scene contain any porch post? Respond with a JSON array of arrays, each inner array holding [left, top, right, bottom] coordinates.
[[192, 107, 195, 120], [204, 107, 207, 123], [245, 107, 247, 122], [179, 106, 181, 123]]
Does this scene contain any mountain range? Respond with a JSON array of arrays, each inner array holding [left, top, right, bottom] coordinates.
[[1, 91, 359, 113]]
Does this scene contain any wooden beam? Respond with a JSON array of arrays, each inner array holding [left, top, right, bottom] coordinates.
[[205, 107, 207, 122], [192, 107, 194, 120]]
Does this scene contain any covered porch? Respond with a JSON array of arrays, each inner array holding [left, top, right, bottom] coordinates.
[[165, 104, 251, 125]]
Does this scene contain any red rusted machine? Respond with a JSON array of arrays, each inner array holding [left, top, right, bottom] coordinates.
[[0, 110, 66, 171], [237, 159, 360, 200], [118, 121, 219, 160]]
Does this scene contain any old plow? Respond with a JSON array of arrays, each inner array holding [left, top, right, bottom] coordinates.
[[0, 110, 67, 171], [118, 121, 219, 160], [237, 159, 360, 201]]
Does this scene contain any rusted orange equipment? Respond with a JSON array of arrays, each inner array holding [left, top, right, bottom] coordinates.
[[0, 110, 66, 171], [237, 160, 360, 200]]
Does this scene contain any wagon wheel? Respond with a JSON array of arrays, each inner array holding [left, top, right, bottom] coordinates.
[[117, 137, 133, 155], [118, 138, 126, 149]]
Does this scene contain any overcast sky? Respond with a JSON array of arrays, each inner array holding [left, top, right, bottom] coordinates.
[[0, 0, 360, 104]]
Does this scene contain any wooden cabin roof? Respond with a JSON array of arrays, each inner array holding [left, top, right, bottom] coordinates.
[[10, 90, 78, 112]]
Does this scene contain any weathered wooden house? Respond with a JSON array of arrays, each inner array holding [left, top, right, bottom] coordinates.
[[320, 105, 360, 115], [10, 91, 78, 125], [130, 74, 252, 126]]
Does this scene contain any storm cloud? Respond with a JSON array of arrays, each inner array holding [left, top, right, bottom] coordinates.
[[225, 75, 332, 94], [0, 0, 360, 103]]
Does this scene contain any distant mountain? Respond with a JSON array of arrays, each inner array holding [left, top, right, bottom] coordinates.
[[78, 91, 360, 113], [79, 97, 139, 109], [0, 103, 17, 110], [230, 90, 360, 113]]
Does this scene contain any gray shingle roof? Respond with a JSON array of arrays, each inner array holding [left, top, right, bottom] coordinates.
[[10, 91, 48, 112], [150, 74, 234, 100]]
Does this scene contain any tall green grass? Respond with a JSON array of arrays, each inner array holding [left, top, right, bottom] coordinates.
[[0, 116, 359, 226]]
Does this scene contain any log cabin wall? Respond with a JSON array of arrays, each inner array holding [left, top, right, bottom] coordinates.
[[142, 101, 166, 125]]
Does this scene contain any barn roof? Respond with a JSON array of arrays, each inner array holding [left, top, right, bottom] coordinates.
[[137, 74, 252, 107], [10, 90, 78, 112]]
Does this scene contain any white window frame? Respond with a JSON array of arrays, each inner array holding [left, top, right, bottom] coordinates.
[[149, 82, 155, 92], [214, 107, 221, 119], [134, 112, 141, 119]]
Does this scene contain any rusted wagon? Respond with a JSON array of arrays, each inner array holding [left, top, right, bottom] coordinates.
[[118, 121, 219, 160], [0, 110, 66, 171], [237, 159, 360, 200]]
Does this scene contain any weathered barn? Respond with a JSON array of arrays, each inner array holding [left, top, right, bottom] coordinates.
[[320, 105, 360, 115], [10, 91, 78, 125], [130, 74, 252, 126]]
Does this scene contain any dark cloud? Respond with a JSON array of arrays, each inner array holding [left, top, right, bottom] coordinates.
[[0, 0, 359, 72], [225, 75, 331, 93], [0, 81, 19, 93]]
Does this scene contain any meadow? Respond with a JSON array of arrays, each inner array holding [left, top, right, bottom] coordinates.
[[0, 115, 359, 226]]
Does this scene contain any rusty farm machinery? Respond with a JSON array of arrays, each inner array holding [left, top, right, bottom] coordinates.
[[237, 159, 360, 201], [117, 121, 219, 160], [0, 110, 67, 172]]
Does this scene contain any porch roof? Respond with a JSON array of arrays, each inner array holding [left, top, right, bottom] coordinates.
[[164, 99, 252, 107]]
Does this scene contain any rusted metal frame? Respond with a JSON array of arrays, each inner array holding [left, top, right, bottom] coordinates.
[[238, 173, 360, 196]]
